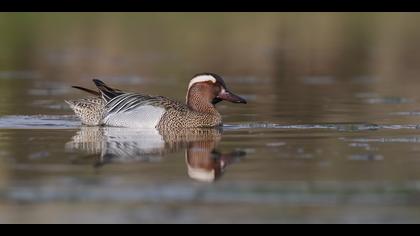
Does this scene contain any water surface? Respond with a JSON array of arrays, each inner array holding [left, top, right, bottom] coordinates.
[[2, 13, 420, 223]]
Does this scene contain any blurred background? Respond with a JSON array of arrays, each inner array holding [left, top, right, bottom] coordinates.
[[2, 13, 420, 121], [3, 13, 420, 79], [2, 13, 420, 223]]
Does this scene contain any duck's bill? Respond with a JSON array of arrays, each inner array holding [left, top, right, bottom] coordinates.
[[217, 90, 247, 104]]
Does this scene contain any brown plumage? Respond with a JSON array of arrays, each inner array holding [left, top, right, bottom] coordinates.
[[66, 73, 247, 129]]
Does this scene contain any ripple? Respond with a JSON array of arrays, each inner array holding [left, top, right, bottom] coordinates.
[[28, 88, 71, 96], [0, 71, 42, 80], [0, 116, 418, 132], [2, 180, 420, 205], [391, 111, 420, 116], [301, 76, 335, 85], [0, 115, 80, 129], [364, 97, 413, 105], [348, 154, 384, 161], [266, 142, 286, 147], [340, 137, 420, 143], [225, 122, 420, 132], [351, 76, 378, 84], [32, 100, 69, 110]]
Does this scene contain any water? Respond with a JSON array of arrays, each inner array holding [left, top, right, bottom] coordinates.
[[2, 13, 420, 223]]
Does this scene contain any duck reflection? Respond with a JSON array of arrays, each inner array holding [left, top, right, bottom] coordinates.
[[65, 127, 245, 182]]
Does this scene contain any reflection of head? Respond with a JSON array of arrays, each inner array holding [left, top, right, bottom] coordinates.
[[186, 148, 222, 182], [185, 143, 247, 183]]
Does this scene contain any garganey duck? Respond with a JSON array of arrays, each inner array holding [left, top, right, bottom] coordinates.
[[66, 73, 247, 129]]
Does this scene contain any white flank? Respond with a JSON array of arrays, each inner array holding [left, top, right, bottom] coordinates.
[[103, 105, 165, 128], [188, 75, 216, 90]]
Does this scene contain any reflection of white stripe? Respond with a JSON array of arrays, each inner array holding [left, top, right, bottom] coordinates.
[[185, 151, 216, 182], [188, 75, 216, 90]]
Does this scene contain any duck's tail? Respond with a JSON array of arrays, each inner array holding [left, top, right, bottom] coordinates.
[[70, 79, 124, 99], [67, 78, 125, 125], [92, 79, 124, 101], [71, 86, 100, 96]]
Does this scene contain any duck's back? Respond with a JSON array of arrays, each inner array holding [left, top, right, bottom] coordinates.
[[102, 93, 188, 128]]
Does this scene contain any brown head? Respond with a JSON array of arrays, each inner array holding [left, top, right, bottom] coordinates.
[[186, 73, 247, 113]]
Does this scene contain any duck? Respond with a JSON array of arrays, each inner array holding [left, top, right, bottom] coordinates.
[[66, 73, 247, 129]]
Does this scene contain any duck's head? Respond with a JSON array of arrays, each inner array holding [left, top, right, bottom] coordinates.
[[186, 73, 247, 108]]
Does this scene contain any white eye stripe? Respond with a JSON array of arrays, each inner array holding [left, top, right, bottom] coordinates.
[[188, 75, 216, 90]]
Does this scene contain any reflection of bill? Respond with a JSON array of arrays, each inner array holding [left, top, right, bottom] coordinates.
[[66, 127, 246, 182]]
